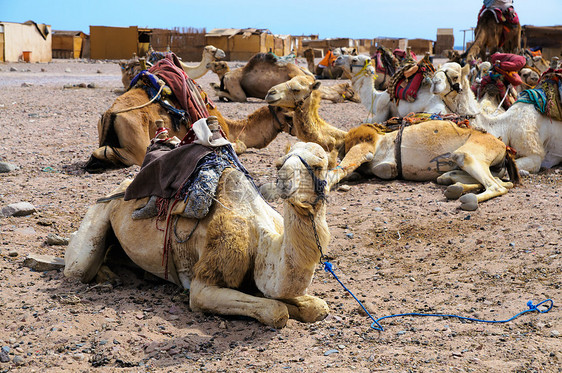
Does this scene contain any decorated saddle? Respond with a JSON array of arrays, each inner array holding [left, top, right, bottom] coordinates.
[[516, 68, 562, 122], [387, 55, 435, 103], [372, 47, 397, 76]]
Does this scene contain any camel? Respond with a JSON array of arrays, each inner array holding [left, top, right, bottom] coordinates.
[[84, 85, 295, 172], [371, 46, 399, 90], [264, 75, 520, 210], [436, 62, 562, 173], [207, 53, 311, 102], [461, 3, 521, 63], [207, 60, 359, 104], [65, 142, 332, 328], [523, 49, 550, 74], [303, 48, 357, 79], [119, 45, 225, 88], [335, 54, 455, 123], [265, 75, 348, 168]]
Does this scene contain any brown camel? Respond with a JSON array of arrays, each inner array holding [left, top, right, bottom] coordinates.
[[207, 53, 311, 102], [84, 86, 294, 172], [303, 48, 349, 79], [265, 75, 520, 210], [207, 60, 359, 104], [462, 6, 521, 63], [66, 142, 332, 328], [265, 75, 348, 168]]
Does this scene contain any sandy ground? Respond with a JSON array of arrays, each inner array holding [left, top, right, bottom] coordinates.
[[0, 58, 560, 373]]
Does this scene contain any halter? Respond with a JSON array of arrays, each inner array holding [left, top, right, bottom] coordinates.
[[442, 69, 462, 96], [351, 59, 377, 84], [286, 81, 313, 109], [268, 105, 293, 135], [280, 153, 327, 207]]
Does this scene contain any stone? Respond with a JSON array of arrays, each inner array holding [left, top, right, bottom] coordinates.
[[65, 68, 71, 73], [87, 83, 97, 88], [23, 253, 65, 271], [21, 82, 33, 87], [10, 67, 17, 72], [12, 355, 23, 365], [324, 349, 339, 356], [46, 233, 69, 246], [0, 348, 9, 362], [551, 330, 560, 338], [0, 162, 19, 173], [337, 185, 351, 192], [2, 202, 37, 217]]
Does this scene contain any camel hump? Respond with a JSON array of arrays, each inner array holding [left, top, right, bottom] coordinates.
[[243, 53, 280, 71]]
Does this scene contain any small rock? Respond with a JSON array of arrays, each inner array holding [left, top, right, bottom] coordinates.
[[373, 207, 382, 212], [21, 82, 33, 87], [8, 250, 19, 257], [77, 82, 87, 88], [23, 253, 65, 271], [10, 67, 17, 72], [324, 349, 339, 356], [2, 202, 37, 217], [218, 321, 227, 329], [72, 353, 85, 361], [337, 185, 351, 192], [41, 68, 46, 72], [87, 83, 97, 88], [96, 70, 102, 74], [0, 348, 9, 362], [345, 233, 354, 239], [0, 162, 19, 173], [46, 233, 69, 246], [65, 68, 71, 73], [551, 330, 560, 338], [12, 355, 24, 365]]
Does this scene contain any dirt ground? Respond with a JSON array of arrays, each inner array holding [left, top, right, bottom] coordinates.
[[0, 58, 560, 373]]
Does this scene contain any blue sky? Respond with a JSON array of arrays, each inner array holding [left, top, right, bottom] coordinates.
[[2, 0, 561, 42]]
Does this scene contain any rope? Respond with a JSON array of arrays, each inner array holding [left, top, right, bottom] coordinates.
[[114, 83, 164, 115], [492, 83, 512, 115], [322, 261, 554, 332]]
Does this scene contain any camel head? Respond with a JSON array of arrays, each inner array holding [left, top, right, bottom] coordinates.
[[519, 67, 540, 89], [274, 142, 329, 207], [265, 75, 320, 108], [334, 54, 375, 80], [203, 45, 226, 60], [432, 62, 470, 97], [207, 61, 230, 78]]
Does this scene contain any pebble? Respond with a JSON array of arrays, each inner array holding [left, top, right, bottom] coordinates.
[[0, 349, 9, 362], [72, 353, 85, 361], [65, 68, 71, 73], [337, 185, 351, 192], [324, 349, 339, 356], [46, 233, 69, 246], [10, 67, 17, 71], [373, 207, 382, 212], [1, 202, 37, 217], [23, 253, 65, 271], [345, 233, 354, 239], [21, 82, 33, 87], [8, 250, 19, 257], [551, 330, 560, 338], [0, 162, 19, 173], [12, 355, 24, 365]]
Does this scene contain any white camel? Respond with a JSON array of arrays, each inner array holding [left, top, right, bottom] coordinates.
[[438, 62, 562, 173], [335, 55, 454, 122], [65, 142, 332, 328], [179, 45, 226, 80]]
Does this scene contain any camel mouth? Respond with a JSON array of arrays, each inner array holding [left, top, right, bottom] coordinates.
[[265, 95, 281, 105]]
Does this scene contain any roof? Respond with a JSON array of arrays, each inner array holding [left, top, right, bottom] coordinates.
[[206, 28, 272, 37], [53, 30, 87, 37]]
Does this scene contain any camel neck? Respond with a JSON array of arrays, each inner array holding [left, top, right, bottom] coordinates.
[[296, 92, 347, 142]]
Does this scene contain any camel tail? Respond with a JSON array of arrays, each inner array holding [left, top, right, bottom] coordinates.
[[505, 151, 521, 185]]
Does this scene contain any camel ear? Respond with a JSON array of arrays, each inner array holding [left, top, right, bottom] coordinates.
[[461, 63, 470, 77], [312, 81, 321, 91], [284, 142, 293, 154]]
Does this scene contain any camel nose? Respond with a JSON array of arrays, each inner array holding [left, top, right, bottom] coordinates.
[[265, 90, 279, 103], [276, 177, 294, 198]]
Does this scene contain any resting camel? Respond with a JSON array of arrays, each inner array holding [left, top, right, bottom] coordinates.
[[461, 4, 521, 63], [265, 75, 521, 210], [119, 45, 225, 88], [436, 62, 562, 173], [65, 142, 332, 328], [265, 75, 348, 168], [207, 53, 311, 102], [335, 54, 456, 122], [85, 84, 294, 172], [207, 60, 358, 104]]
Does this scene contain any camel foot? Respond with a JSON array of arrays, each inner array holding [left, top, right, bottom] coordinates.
[[95, 264, 122, 286], [259, 182, 279, 202], [372, 162, 397, 180], [131, 196, 158, 220], [519, 169, 530, 177], [459, 193, 478, 211], [284, 295, 329, 323], [444, 184, 464, 200]]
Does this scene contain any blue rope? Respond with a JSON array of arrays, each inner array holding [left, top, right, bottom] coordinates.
[[322, 261, 554, 332]]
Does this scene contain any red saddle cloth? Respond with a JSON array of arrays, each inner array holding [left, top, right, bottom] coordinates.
[[394, 70, 425, 103], [491, 53, 525, 86]]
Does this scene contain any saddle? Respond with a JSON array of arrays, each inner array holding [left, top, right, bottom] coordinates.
[[387, 56, 435, 103], [516, 69, 562, 121]]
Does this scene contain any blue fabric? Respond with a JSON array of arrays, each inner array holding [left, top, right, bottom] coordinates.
[[516, 88, 547, 113]]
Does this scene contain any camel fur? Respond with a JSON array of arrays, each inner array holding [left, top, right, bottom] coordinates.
[[265, 76, 348, 168], [66, 142, 332, 328], [119, 45, 225, 89], [264, 75, 520, 210], [85, 86, 294, 172]]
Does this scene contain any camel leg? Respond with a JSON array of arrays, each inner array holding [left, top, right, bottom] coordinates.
[[189, 279, 290, 328], [514, 155, 542, 175], [91, 145, 144, 168], [282, 295, 329, 323], [327, 142, 375, 189], [220, 76, 247, 102]]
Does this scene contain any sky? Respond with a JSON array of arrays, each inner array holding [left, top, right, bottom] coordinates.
[[2, 0, 562, 44]]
